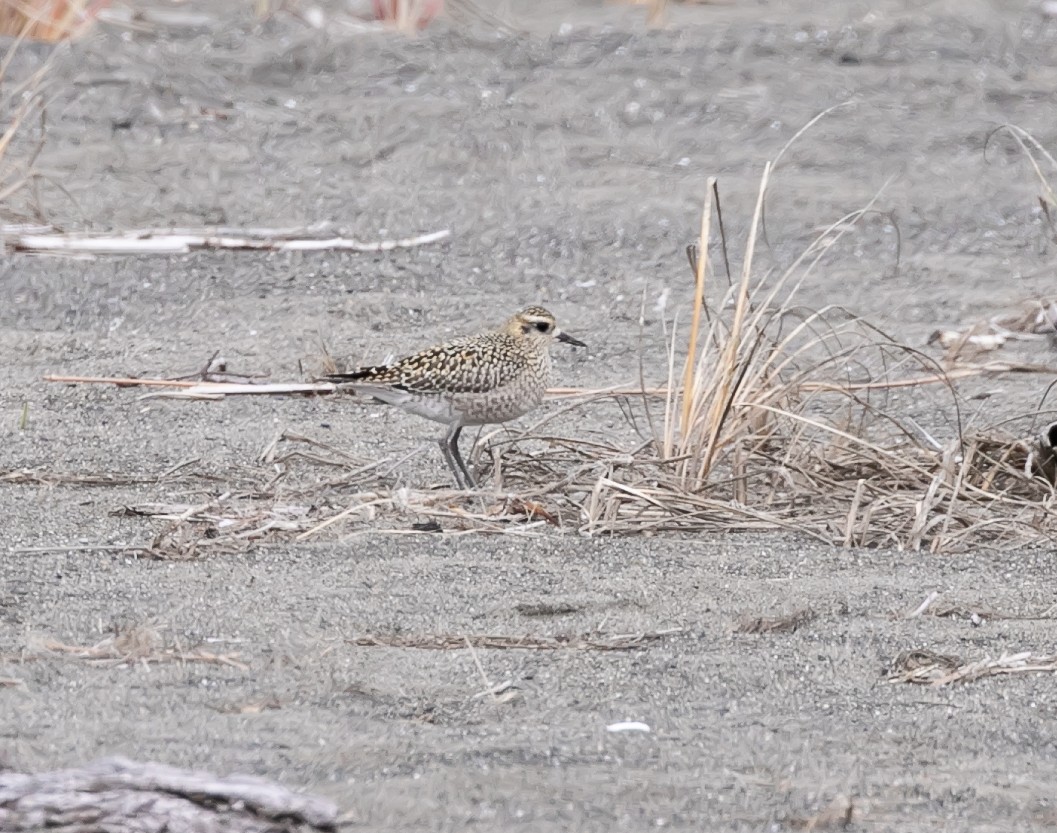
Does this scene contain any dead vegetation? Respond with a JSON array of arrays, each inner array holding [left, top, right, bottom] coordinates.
[[928, 297, 1057, 361], [7, 624, 249, 669], [0, 40, 53, 223], [736, 608, 817, 634], [554, 125, 1057, 550], [889, 649, 1057, 687], [0, 2, 108, 242], [347, 628, 683, 651], [20, 124, 1057, 554]]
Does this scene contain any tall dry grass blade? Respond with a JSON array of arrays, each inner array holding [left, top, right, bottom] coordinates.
[[679, 177, 713, 437], [662, 315, 680, 459], [695, 161, 771, 483]]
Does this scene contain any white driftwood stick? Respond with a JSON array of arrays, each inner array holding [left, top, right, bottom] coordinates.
[[45, 375, 628, 400], [905, 590, 941, 619], [8, 227, 450, 256], [139, 382, 337, 399]]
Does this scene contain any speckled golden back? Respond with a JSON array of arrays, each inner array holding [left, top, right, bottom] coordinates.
[[340, 331, 537, 395], [333, 306, 575, 398]]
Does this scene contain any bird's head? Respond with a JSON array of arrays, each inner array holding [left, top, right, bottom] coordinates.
[[505, 306, 586, 349]]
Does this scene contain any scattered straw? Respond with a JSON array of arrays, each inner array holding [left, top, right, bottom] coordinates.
[[890, 649, 1057, 687], [927, 602, 1057, 622], [514, 601, 585, 617], [12, 626, 248, 670], [20, 377, 1057, 552], [347, 628, 683, 651], [736, 608, 816, 634], [929, 296, 1057, 363], [1, 464, 207, 487]]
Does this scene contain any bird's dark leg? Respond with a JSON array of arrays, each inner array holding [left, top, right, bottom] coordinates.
[[440, 424, 476, 489], [438, 433, 464, 489], [449, 426, 477, 489]]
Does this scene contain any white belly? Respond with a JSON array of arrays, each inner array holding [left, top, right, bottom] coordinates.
[[350, 382, 545, 427]]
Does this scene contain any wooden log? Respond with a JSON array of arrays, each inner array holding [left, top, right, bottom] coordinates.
[[0, 757, 338, 832]]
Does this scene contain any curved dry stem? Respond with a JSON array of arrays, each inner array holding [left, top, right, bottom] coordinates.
[[984, 123, 1057, 208]]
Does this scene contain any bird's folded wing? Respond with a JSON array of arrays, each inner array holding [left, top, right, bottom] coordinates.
[[328, 337, 527, 395]]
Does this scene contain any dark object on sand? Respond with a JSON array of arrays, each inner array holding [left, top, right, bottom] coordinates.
[[1032, 422, 1057, 485]]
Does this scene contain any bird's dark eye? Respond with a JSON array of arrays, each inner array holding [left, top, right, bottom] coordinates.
[[535, 321, 551, 333]]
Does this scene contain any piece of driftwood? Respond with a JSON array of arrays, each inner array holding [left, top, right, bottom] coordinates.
[[5, 227, 450, 257], [42, 375, 337, 400], [347, 628, 684, 651], [0, 757, 338, 832]]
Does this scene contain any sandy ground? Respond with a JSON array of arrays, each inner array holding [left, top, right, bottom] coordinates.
[[4, 0, 1057, 829]]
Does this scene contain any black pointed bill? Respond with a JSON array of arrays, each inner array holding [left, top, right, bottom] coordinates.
[[557, 331, 587, 348]]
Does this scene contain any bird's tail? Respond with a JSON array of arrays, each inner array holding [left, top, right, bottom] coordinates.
[[324, 366, 391, 384]]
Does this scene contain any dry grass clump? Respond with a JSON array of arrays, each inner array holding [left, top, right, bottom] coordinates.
[[542, 143, 1057, 550]]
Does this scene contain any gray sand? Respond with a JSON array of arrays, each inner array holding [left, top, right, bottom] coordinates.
[[4, 1, 1057, 830]]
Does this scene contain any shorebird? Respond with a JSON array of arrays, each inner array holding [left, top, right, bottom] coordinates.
[[326, 306, 586, 489]]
